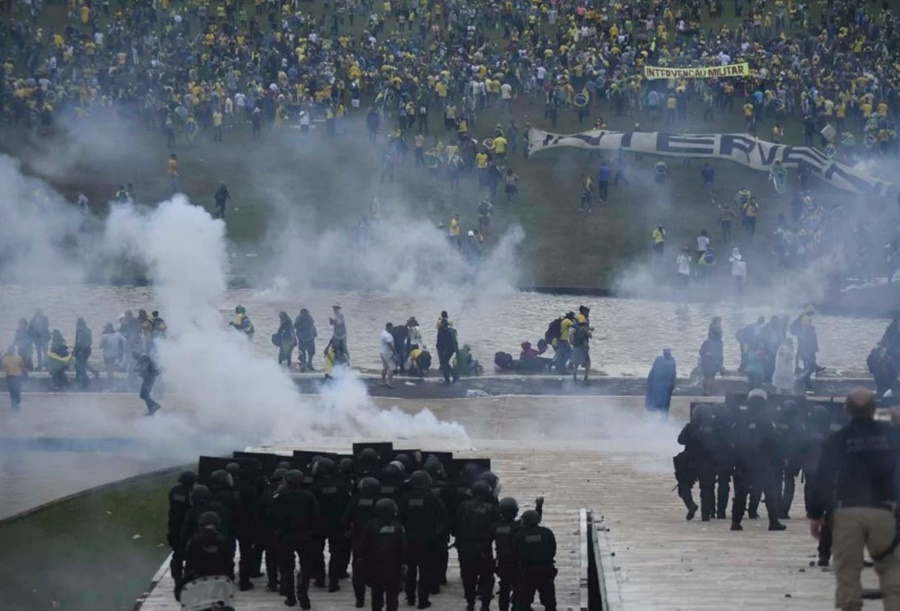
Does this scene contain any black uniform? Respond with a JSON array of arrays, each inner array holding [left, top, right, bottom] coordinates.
[[802, 410, 837, 565], [273, 483, 321, 607], [184, 526, 234, 583], [512, 522, 557, 611], [360, 516, 407, 611], [260, 476, 285, 592], [728, 402, 784, 530], [230, 471, 263, 589], [774, 406, 805, 519], [455, 493, 499, 610], [167, 480, 194, 588], [312, 474, 352, 590], [180, 499, 229, 561], [343, 485, 380, 607], [397, 485, 447, 607]]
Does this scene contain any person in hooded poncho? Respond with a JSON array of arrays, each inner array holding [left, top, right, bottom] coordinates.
[[645, 348, 677, 415]]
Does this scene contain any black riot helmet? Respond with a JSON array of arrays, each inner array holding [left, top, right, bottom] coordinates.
[[315, 457, 336, 476], [478, 471, 500, 496], [461, 462, 482, 484], [272, 468, 287, 482], [359, 447, 379, 464], [692, 404, 713, 421], [375, 498, 398, 520], [409, 470, 432, 490], [285, 469, 304, 487], [521, 509, 541, 527], [498, 497, 519, 520], [277, 461, 292, 470], [225, 462, 241, 475], [424, 457, 445, 480], [199, 511, 221, 529], [470, 480, 492, 501], [191, 484, 211, 504], [359, 477, 381, 496], [394, 454, 412, 472], [178, 471, 198, 486], [210, 470, 233, 489], [338, 458, 354, 475]]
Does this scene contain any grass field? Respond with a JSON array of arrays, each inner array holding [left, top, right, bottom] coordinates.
[[0, 470, 175, 611], [1, 0, 887, 290]]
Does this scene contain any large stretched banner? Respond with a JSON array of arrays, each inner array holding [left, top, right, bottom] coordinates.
[[644, 63, 749, 79], [526, 128, 895, 197]]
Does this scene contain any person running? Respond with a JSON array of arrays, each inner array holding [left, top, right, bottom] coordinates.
[[135, 353, 161, 416]]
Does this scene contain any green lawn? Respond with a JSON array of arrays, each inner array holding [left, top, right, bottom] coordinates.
[[0, 470, 177, 611], [1, 0, 880, 289]]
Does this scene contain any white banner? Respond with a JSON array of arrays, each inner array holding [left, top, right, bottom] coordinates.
[[644, 63, 750, 79], [526, 128, 895, 197]]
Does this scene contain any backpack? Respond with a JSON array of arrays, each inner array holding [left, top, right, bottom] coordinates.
[[494, 351, 514, 370], [572, 325, 589, 347], [544, 318, 562, 343]]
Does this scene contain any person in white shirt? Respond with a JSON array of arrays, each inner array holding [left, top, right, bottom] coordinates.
[[500, 82, 513, 111], [696, 230, 710, 261], [380, 323, 397, 388], [676, 247, 692, 288], [729, 247, 747, 294]]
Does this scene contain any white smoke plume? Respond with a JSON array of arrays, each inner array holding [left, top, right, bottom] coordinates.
[[103, 196, 471, 449]]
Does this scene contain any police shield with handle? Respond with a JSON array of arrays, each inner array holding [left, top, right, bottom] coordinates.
[[808, 388, 900, 611]]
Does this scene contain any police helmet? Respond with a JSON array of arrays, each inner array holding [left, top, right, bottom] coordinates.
[[359, 476, 381, 496], [521, 509, 541, 527], [409, 470, 432, 489], [389, 460, 406, 475], [499, 497, 519, 519], [383, 463, 400, 479], [359, 448, 379, 462], [394, 453, 412, 470], [470, 480, 492, 501], [277, 461, 292, 470], [424, 457, 445, 479], [225, 462, 241, 475], [375, 497, 398, 519], [462, 462, 482, 482], [693, 404, 713, 421], [272, 468, 288, 481], [178, 471, 198, 485], [316, 457, 336, 476], [199, 511, 221, 528], [210, 470, 233, 488], [478, 471, 500, 495], [338, 458, 354, 474], [285, 469, 305, 486], [191, 484, 211, 504]]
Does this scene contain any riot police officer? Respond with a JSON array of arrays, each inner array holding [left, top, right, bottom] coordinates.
[[513, 509, 557, 611], [177, 485, 229, 599], [225, 462, 262, 590], [456, 480, 499, 611], [802, 404, 838, 566], [729, 390, 786, 531], [675, 404, 724, 521], [343, 476, 382, 608], [424, 456, 452, 592], [261, 468, 287, 592], [491, 496, 544, 611], [311, 457, 352, 592], [183, 512, 234, 585], [167, 471, 197, 595], [360, 498, 407, 611], [273, 470, 320, 609], [398, 470, 447, 609]]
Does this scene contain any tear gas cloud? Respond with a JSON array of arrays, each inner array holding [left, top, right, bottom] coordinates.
[[0, 148, 472, 460]]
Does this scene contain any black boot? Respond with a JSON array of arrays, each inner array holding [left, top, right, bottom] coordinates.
[[768, 521, 787, 531], [730, 521, 743, 531]]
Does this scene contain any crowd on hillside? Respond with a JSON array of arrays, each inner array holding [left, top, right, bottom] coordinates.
[[2, 0, 900, 160]]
